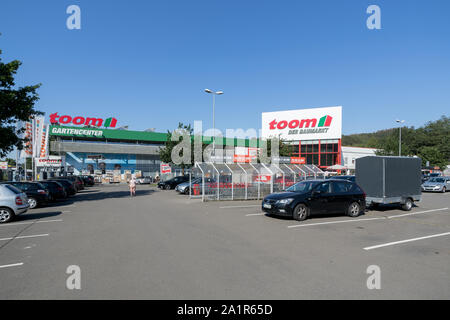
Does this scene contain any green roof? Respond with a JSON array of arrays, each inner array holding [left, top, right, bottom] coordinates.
[[49, 125, 260, 147]]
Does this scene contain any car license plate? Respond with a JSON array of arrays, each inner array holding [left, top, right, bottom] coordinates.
[[263, 203, 271, 209]]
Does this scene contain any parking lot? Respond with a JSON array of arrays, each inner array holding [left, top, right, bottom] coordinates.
[[0, 184, 449, 299]]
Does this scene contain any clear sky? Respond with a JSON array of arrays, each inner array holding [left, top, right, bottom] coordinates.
[[0, 0, 449, 137]]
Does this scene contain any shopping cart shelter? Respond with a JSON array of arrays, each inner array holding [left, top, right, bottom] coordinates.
[[191, 162, 324, 201]]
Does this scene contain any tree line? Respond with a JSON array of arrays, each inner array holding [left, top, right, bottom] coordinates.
[[342, 116, 449, 169]]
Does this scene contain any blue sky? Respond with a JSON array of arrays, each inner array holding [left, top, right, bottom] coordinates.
[[0, 0, 449, 137]]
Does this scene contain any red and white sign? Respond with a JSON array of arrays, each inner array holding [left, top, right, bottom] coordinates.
[[290, 157, 306, 164], [160, 163, 172, 174], [262, 106, 342, 141], [255, 175, 271, 183], [35, 156, 65, 167], [0, 161, 8, 170], [49, 113, 117, 128]]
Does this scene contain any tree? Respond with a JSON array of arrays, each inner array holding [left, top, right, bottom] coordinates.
[[258, 136, 292, 163], [0, 44, 43, 158], [418, 146, 447, 170], [159, 122, 195, 175]]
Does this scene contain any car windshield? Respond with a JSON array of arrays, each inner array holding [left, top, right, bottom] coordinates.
[[286, 181, 318, 193], [429, 178, 445, 183]]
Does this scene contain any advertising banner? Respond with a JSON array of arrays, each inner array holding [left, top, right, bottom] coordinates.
[[33, 116, 45, 158], [39, 124, 49, 158], [262, 106, 342, 141], [160, 163, 171, 174], [19, 120, 34, 158], [0, 161, 8, 170], [35, 156, 65, 167]]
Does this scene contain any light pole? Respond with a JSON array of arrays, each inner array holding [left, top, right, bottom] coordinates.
[[396, 119, 405, 156], [204, 89, 224, 154]]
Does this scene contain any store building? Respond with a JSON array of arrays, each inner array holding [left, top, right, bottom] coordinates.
[[48, 124, 260, 178], [262, 106, 343, 169]]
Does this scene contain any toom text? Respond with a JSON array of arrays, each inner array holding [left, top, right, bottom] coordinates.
[[49, 113, 117, 128]]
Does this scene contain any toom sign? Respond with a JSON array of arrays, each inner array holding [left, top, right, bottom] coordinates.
[[262, 106, 342, 141], [49, 113, 117, 128]]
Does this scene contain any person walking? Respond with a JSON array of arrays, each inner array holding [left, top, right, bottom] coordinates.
[[129, 177, 137, 197]]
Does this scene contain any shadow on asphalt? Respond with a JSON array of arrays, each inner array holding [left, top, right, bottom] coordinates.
[[16, 211, 63, 221]]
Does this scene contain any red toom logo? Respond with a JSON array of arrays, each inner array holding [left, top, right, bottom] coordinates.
[[49, 113, 117, 128], [269, 115, 332, 130]]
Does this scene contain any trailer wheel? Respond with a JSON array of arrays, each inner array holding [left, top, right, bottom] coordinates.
[[401, 198, 413, 211]]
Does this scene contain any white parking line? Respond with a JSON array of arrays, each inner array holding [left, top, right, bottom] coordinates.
[[0, 262, 24, 269], [0, 234, 49, 241], [0, 219, 63, 227], [62, 211, 72, 213], [220, 205, 260, 209], [288, 217, 385, 228], [246, 213, 266, 216], [364, 232, 450, 250], [387, 207, 448, 219]]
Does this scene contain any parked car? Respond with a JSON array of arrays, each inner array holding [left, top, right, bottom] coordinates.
[[0, 184, 29, 223], [157, 176, 190, 190], [326, 175, 356, 182], [421, 177, 450, 193], [137, 177, 152, 185], [0, 181, 50, 209], [39, 180, 68, 200], [262, 179, 366, 221], [54, 176, 84, 191], [47, 179, 77, 196], [175, 177, 216, 194], [80, 175, 95, 186]]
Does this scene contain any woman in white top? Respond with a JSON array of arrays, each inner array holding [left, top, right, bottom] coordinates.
[[129, 177, 136, 197]]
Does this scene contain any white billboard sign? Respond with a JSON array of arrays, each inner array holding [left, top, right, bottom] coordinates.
[[261, 106, 342, 141], [35, 156, 65, 167]]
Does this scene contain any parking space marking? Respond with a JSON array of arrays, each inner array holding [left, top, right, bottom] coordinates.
[[62, 211, 72, 213], [0, 234, 49, 241], [287, 217, 386, 228], [387, 207, 449, 219], [0, 219, 63, 227], [220, 205, 260, 209], [0, 262, 24, 269], [364, 232, 450, 251], [246, 213, 266, 216]]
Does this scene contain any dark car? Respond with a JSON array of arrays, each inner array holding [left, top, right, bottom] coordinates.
[[40, 181, 67, 201], [262, 179, 366, 221], [80, 175, 95, 186], [47, 179, 77, 196], [326, 175, 356, 182], [0, 181, 50, 209], [157, 176, 190, 190], [54, 176, 84, 191]]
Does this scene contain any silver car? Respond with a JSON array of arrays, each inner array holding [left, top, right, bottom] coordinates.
[[175, 178, 202, 194], [421, 177, 450, 193], [0, 184, 30, 223]]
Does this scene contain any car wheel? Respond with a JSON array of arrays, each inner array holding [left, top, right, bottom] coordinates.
[[0, 208, 14, 224], [401, 198, 413, 211], [165, 185, 171, 190], [28, 197, 38, 209], [442, 187, 446, 193], [184, 188, 190, 195], [293, 204, 308, 221], [347, 202, 361, 217]]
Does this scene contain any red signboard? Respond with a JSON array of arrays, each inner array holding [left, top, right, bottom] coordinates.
[[160, 164, 171, 174], [290, 157, 306, 164]]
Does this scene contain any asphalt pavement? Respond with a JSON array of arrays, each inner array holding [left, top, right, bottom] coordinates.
[[0, 184, 449, 299]]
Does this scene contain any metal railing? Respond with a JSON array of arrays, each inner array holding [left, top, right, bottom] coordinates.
[[190, 162, 324, 201]]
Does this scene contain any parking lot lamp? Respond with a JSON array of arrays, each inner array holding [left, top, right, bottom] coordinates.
[[396, 120, 405, 156], [204, 89, 224, 155]]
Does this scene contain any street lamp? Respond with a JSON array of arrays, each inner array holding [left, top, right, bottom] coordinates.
[[204, 89, 224, 154], [396, 119, 405, 156]]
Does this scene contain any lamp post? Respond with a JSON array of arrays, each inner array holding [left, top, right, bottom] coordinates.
[[396, 119, 405, 156], [204, 89, 224, 154]]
